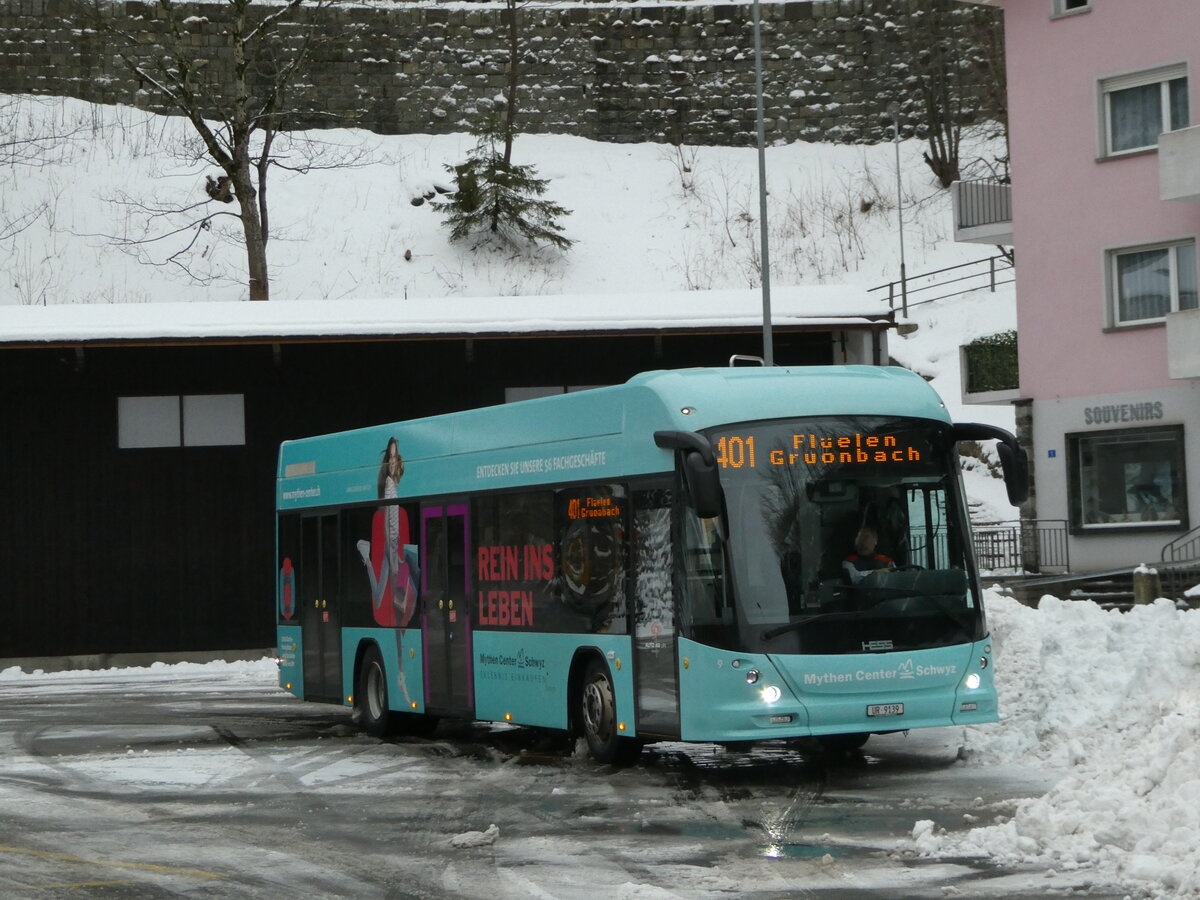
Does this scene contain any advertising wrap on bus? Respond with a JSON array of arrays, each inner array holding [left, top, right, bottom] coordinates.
[[274, 367, 1022, 763]]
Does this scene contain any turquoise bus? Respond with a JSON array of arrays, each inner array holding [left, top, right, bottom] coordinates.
[[275, 365, 1027, 763]]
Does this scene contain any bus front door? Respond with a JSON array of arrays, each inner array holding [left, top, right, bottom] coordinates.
[[421, 503, 474, 714], [300, 513, 342, 701], [633, 491, 681, 738]]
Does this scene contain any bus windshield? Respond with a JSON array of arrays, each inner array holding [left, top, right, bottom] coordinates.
[[685, 415, 984, 655]]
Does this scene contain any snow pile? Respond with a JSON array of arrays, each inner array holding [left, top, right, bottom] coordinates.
[[450, 823, 500, 848], [916, 590, 1200, 896], [0, 657, 277, 681]]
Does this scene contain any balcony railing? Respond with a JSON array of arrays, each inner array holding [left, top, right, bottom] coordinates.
[[1159, 125, 1200, 202], [951, 178, 1013, 245], [1166, 307, 1200, 379]]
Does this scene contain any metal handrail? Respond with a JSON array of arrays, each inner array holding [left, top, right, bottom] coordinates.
[[972, 519, 1070, 572], [868, 254, 1014, 315], [1162, 524, 1200, 562]]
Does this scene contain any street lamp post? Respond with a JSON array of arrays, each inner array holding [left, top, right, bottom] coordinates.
[[753, 0, 773, 365], [890, 102, 908, 317]]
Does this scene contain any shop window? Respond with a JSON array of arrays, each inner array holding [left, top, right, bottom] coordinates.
[[1068, 425, 1187, 532]]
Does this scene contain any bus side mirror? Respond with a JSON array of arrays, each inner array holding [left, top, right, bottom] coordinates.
[[995, 440, 1030, 506], [952, 422, 1029, 506], [654, 430, 724, 519]]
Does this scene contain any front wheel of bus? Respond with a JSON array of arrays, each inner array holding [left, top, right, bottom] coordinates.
[[357, 646, 394, 738], [579, 659, 641, 766]]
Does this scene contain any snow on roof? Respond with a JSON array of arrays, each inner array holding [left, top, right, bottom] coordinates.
[[0, 285, 891, 346]]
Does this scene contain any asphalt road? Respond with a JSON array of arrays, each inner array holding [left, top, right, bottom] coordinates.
[[0, 668, 1131, 899]]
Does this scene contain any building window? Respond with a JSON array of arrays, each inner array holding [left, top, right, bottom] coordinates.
[[1109, 239, 1197, 325], [1052, 0, 1089, 17], [118, 394, 246, 448], [1068, 425, 1187, 532], [1102, 65, 1189, 156]]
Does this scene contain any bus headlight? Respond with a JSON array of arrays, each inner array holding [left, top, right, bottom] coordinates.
[[964, 673, 981, 690], [760, 685, 782, 703]]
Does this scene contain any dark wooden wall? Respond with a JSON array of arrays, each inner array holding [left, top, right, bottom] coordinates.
[[0, 330, 834, 658]]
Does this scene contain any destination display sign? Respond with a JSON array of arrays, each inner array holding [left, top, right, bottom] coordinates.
[[714, 431, 925, 470]]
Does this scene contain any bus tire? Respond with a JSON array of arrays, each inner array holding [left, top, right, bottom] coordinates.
[[357, 645, 395, 738], [579, 658, 641, 766], [817, 733, 869, 753]]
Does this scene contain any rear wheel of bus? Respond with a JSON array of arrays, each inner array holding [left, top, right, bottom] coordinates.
[[579, 657, 641, 766], [356, 644, 437, 738]]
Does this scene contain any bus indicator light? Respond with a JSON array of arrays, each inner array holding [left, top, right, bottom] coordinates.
[[347, 695, 354, 703], [411, 702, 418, 709], [285, 683, 292, 690], [504, 713, 513, 722], [745, 669, 760, 685], [618, 723, 626, 732]]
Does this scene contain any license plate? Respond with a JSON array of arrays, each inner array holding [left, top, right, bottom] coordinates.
[[867, 703, 904, 717]]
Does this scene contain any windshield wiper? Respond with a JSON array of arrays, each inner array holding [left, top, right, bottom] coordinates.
[[761, 611, 859, 641]]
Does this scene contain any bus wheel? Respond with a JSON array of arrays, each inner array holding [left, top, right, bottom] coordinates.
[[817, 733, 869, 753], [357, 646, 394, 738], [579, 659, 641, 766]]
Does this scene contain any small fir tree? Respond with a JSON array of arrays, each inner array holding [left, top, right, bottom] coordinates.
[[441, 112, 573, 250]]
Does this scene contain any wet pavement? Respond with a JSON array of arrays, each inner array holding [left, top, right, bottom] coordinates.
[[0, 668, 1134, 898]]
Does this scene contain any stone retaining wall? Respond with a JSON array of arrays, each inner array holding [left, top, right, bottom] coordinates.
[[0, 0, 1000, 144]]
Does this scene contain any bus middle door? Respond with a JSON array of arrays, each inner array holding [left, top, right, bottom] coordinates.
[[299, 512, 342, 701], [420, 503, 474, 714]]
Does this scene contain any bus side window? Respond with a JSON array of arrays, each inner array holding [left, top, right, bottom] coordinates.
[[556, 484, 628, 634], [632, 487, 673, 639], [679, 508, 731, 633]]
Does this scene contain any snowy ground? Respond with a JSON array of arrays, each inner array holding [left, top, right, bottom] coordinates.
[[0, 95, 999, 305], [3, 589, 1198, 898]]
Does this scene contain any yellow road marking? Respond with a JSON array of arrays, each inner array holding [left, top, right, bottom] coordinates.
[[0, 845, 222, 880]]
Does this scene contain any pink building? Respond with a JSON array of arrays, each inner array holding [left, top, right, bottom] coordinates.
[[957, 0, 1200, 572]]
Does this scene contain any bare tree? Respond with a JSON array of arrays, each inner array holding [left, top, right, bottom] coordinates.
[[0, 96, 80, 244], [905, 0, 1005, 189], [73, 0, 328, 300]]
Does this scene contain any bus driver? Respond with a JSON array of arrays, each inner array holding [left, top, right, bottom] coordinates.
[[842, 525, 893, 584]]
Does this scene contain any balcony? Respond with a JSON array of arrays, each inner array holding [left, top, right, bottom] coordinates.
[[951, 178, 1013, 245], [960, 330, 1020, 404], [1167, 307, 1200, 378], [1160, 125, 1200, 202]]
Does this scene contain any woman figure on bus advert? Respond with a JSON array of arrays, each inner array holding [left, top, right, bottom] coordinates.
[[356, 437, 418, 627], [842, 525, 894, 584]]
